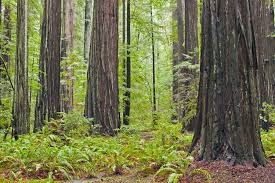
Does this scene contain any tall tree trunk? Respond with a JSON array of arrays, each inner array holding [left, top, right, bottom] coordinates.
[[84, 0, 93, 63], [172, 0, 185, 121], [0, 3, 12, 106], [84, 0, 94, 118], [13, 0, 30, 139], [123, 0, 131, 125], [90, 0, 120, 135], [122, 0, 126, 121], [3, 4, 11, 65], [61, 0, 75, 113], [172, 2, 178, 120], [46, 0, 61, 119], [181, 0, 198, 131], [251, 0, 275, 105], [184, 0, 198, 64], [151, 4, 157, 122], [34, 0, 47, 132], [0, 0, 2, 83], [190, 0, 266, 166]]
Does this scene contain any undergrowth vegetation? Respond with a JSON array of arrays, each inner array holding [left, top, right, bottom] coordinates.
[[0, 112, 194, 182], [0, 112, 274, 182]]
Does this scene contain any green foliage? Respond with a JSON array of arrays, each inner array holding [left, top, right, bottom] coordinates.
[[189, 168, 212, 183], [0, 118, 194, 181], [261, 128, 275, 158], [63, 112, 90, 138], [260, 102, 275, 125]]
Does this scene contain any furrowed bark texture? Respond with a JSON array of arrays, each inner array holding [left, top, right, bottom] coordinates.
[[2, 4, 11, 67], [46, 0, 61, 119], [84, 0, 93, 63], [185, 0, 198, 64], [61, 0, 75, 113], [180, 0, 198, 129], [84, 0, 94, 118], [251, 0, 275, 104], [91, 0, 120, 135], [13, 0, 30, 137], [34, 0, 47, 132], [151, 4, 157, 120], [172, 0, 184, 120], [0, 3, 12, 105], [191, 0, 266, 166], [123, 0, 131, 125]]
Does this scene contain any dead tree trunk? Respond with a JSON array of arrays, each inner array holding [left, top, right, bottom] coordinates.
[[190, 0, 266, 166]]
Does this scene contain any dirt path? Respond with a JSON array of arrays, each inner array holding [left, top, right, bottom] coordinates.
[[70, 169, 155, 183]]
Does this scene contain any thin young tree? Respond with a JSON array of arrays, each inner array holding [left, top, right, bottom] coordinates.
[[84, 0, 94, 118], [123, 0, 131, 125], [13, 0, 30, 139], [190, 0, 266, 165], [151, 4, 157, 122], [34, 0, 47, 132]]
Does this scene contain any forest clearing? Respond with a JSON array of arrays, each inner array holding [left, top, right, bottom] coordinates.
[[0, 0, 275, 182]]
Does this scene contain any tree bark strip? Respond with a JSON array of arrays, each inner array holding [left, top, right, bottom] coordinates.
[[191, 0, 266, 166], [13, 0, 30, 138], [123, 0, 131, 125], [90, 0, 120, 135], [46, 0, 61, 119]]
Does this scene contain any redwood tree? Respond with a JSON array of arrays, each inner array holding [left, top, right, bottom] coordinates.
[[87, 0, 120, 135], [34, 0, 47, 132], [61, 0, 75, 113], [46, 0, 61, 119], [172, 0, 184, 121], [13, 0, 30, 138], [123, 0, 131, 125], [251, 0, 275, 105], [191, 0, 266, 165], [84, 0, 94, 118]]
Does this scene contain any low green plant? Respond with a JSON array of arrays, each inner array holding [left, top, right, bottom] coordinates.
[[189, 168, 212, 183], [0, 118, 194, 181]]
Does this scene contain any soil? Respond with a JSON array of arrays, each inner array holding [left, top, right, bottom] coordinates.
[[71, 170, 154, 183], [183, 160, 275, 183]]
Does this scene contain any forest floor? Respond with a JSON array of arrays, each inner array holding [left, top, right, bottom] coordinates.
[[0, 113, 274, 183], [71, 156, 275, 183], [184, 160, 275, 183], [71, 131, 275, 183]]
